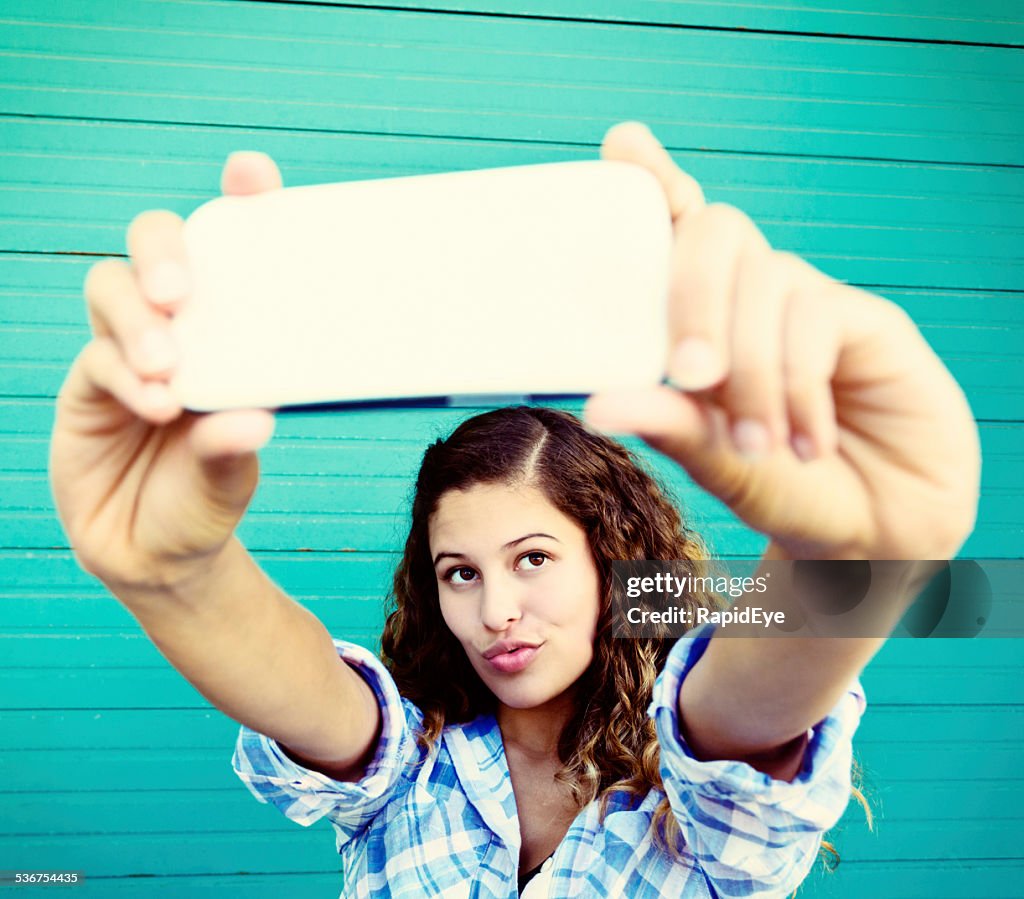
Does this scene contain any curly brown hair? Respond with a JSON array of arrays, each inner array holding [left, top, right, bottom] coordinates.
[[379, 405, 870, 870]]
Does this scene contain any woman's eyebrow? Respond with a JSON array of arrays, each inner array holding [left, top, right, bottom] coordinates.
[[432, 532, 560, 567]]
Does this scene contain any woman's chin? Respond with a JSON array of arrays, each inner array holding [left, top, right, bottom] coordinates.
[[494, 690, 552, 710], [485, 677, 579, 714]]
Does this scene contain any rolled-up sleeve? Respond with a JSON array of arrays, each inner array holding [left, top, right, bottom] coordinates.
[[648, 622, 867, 897], [231, 639, 422, 849]]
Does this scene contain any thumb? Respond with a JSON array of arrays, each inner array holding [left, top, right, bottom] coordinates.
[[584, 386, 751, 505], [584, 385, 711, 448], [188, 409, 276, 517]]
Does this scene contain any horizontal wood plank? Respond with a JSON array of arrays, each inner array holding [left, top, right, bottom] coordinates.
[[287, 0, 1024, 46], [0, 1, 1021, 165]]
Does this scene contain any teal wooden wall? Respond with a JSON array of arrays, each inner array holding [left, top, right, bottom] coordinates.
[[1, 1, 1021, 896]]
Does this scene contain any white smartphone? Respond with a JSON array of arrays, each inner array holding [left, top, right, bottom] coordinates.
[[171, 159, 673, 411]]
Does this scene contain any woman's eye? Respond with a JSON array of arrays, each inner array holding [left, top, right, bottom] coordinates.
[[520, 551, 549, 570], [446, 566, 477, 585]]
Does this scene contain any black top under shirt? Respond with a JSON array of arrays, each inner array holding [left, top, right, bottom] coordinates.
[[517, 853, 553, 895]]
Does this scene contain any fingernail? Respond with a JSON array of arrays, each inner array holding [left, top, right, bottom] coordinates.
[[140, 382, 178, 415], [792, 433, 816, 462], [138, 329, 177, 371], [144, 262, 190, 304], [670, 338, 722, 391], [733, 419, 770, 460]]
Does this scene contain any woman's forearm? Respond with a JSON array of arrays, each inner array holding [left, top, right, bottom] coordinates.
[[111, 536, 381, 771], [677, 545, 939, 774]]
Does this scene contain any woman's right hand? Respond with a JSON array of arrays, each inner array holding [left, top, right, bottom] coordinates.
[[49, 152, 284, 595]]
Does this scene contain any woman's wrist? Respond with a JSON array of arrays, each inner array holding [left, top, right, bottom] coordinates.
[[104, 536, 250, 618]]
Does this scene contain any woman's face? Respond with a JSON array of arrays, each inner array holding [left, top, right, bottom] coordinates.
[[429, 482, 602, 712]]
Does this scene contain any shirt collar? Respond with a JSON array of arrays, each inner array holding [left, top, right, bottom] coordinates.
[[443, 712, 521, 853]]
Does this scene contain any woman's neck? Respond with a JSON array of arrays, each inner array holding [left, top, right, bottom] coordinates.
[[496, 687, 577, 761]]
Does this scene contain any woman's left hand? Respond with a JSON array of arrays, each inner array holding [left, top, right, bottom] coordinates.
[[583, 122, 981, 560]]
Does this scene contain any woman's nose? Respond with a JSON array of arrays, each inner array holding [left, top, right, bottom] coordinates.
[[479, 577, 524, 631]]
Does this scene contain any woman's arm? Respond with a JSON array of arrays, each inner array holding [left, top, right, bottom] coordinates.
[[119, 536, 382, 780], [677, 549, 939, 780], [586, 122, 980, 779], [49, 151, 380, 783]]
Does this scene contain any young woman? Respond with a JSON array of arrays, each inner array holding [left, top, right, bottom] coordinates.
[[49, 123, 980, 897]]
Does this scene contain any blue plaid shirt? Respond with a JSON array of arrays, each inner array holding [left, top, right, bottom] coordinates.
[[232, 623, 865, 898]]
